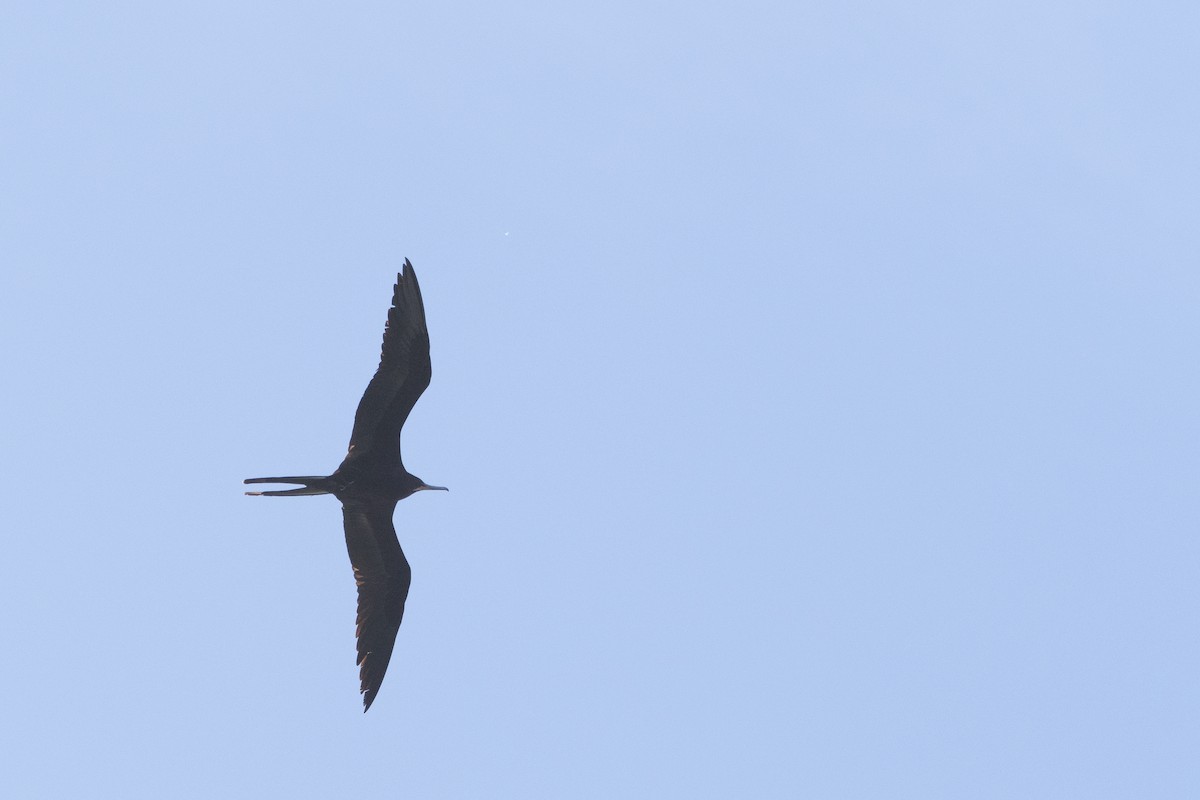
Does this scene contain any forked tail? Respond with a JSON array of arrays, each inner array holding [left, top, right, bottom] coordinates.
[[243, 475, 334, 497]]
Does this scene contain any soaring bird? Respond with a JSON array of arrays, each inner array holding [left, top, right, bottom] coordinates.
[[244, 259, 447, 711]]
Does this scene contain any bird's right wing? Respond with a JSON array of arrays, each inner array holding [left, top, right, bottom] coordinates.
[[341, 497, 411, 711], [344, 260, 432, 465]]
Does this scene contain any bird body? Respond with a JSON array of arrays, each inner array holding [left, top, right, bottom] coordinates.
[[245, 259, 446, 711]]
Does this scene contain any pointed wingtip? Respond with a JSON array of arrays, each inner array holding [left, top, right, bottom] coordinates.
[[395, 258, 415, 291]]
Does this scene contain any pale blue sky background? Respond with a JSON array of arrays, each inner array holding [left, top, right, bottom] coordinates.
[[2, 2, 1198, 797]]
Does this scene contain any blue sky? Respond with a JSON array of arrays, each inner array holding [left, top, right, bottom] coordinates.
[[2, 2, 1197, 797]]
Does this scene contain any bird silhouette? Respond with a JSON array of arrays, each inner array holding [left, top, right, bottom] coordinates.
[[245, 259, 446, 711]]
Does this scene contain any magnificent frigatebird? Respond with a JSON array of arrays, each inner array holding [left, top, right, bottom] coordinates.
[[244, 259, 447, 711]]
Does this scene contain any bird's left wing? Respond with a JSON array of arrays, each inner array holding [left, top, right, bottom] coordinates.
[[341, 497, 411, 711]]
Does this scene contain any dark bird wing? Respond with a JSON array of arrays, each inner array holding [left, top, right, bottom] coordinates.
[[344, 260, 432, 466], [341, 497, 411, 711]]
